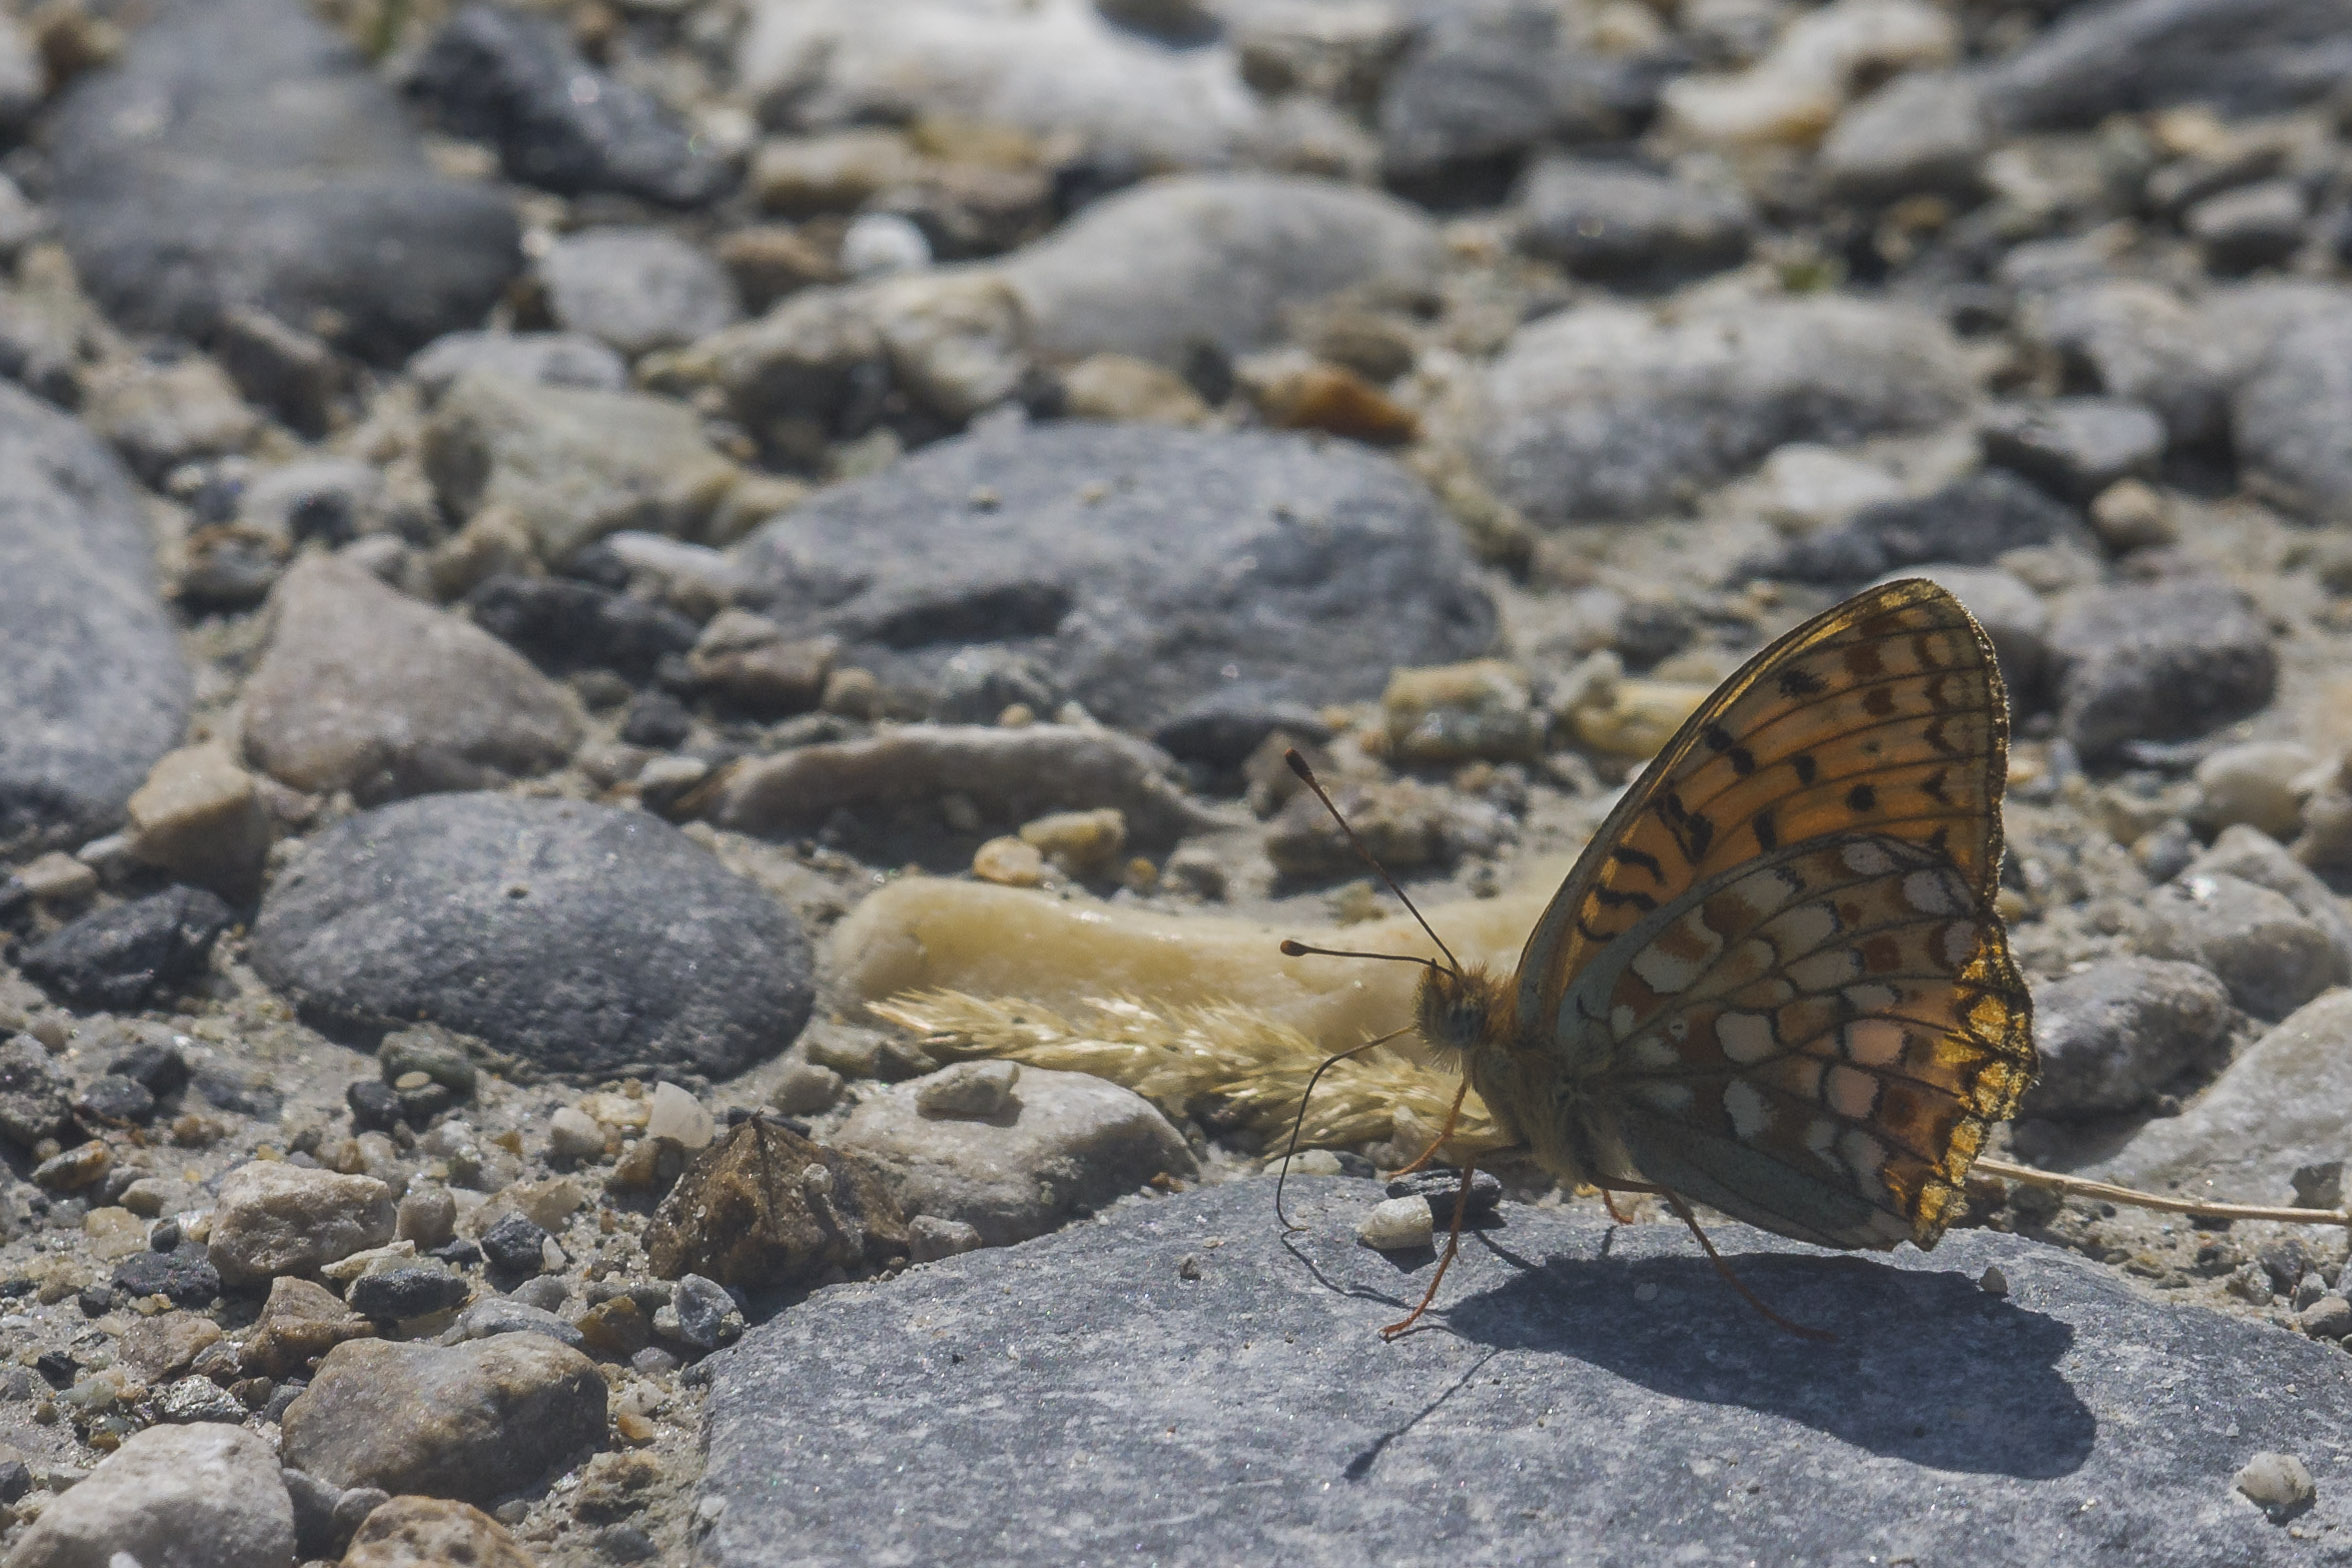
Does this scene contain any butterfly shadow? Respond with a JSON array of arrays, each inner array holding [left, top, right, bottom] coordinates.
[[1438, 1237, 2096, 1481]]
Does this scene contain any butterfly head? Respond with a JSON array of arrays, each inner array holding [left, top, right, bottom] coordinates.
[[1414, 961, 1512, 1063]]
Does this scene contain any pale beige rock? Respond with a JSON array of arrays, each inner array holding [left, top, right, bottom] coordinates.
[[706, 723, 1217, 845], [281, 1336, 607, 1503], [80, 1205, 146, 1261], [240, 555, 581, 801], [243, 1275, 376, 1377], [1018, 808, 1126, 878], [1382, 660, 1541, 765], [124, 743, 272, 896], [836, 1065, 1195, 1245], [2, 1424, 293, 1568], [1059, 353, 1210, 425], [421, 370, 745, 560], [81, 356, 259, 481], [207, 1160, 397, 1288], [341, 1495, 539, 1568]]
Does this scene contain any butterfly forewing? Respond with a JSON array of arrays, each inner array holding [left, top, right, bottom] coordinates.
[[1511, 579, 2033, 1251]]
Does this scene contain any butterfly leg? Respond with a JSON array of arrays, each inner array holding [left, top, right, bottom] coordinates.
[[1657, 1188, 1834, 1344], [1599, 1187, 1634, 1225], [1379, 1161, 1477, 1340], [1387, 1076, 1472, 1179]]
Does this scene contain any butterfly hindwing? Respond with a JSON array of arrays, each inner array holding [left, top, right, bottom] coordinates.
[[1560, 834, 2033, 1248]]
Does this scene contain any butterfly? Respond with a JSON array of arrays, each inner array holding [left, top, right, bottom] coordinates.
[[1282, 578, 2037, 1336]]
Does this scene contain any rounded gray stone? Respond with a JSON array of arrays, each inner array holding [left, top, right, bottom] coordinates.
[[250, 793, 815, 1077], [49, 0, 521, 362], [0, 381, 191, 855], [4, 1423, 294, 1568], [834, 1065, 1198, 1247], [1515, 157, 1753, 286], [539, 226, 741, 359], [702, 1177, 2352, 1567], [2024, 956, 2234, 1119], [2139, 872, 2345, 1022], [1473, 296, 1971, 526], [2049, 579, 2277, 761], [2233, 300, 2352, 526], [732, 421, 1494, 734]]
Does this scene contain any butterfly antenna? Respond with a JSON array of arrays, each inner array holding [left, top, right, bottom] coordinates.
[[1283, 748, 1462, 975], [1274, 1023, 1414, 1230]]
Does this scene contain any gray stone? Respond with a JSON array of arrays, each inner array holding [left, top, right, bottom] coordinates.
[[2188, 179, 2309, 274], [348, 1264, 471, 1323], [250, 793, 815, 1077], [1764, 470, 2085, 585], [540, 227, 742, 359], [2185, 824, 2352, 966], [1377, 4, 1668, 201], [2100, 988, 2352, 1207], [17, 885, 236, 1013], [2233, 298, 2352, 524], [0, 381, 191, 856], [1978, 398, 2166, 504], [1000, 174, 1441, 367], [702, 1176, 2352, 1567], [407, 330, 628, 399], [2140, 872, 2344, 1022], [2024, 957, 2234, 1119], [4, 1425, 293, 1568], [1819, 71, 1991, 202], [1472, 296, 1971, 526], [81, 356, 260, 485], [1980, 0, 2352, 129], [239, 554, 581, 803], [1514, 157, 1752, 285], [734, 0, 1266, 172], [2018, 281, 2235, 449], [730, 421, 1495, 734], [406, 5, 729, 207], [2048, 579, 2277, 760], [833, 1065, 1197, 1247], [705, 723, 1216, 849], [454, 1296, 587, 1351], [0, 1035, 73, 1149], [207, 1161, 397, 1289], [421, 370, 746, 562], [154, 1374, 249, 1424], [281, 1333, 606, 1504], [49, 0, 520, 363]]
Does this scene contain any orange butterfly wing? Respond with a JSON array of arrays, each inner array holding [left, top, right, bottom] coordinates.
[[1510, 579, 2034, 1249]]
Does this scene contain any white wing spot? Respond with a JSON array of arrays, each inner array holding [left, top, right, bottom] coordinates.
[[1841, 839, 1898, 877], [1610, 1004, 1636, 1039], [1840, 1127, 1889, 1184], [1939, 922, 1979, 969], [1843, 982, 1899, 1014], [1902, 868, 1962, 915], [1632, 942, 1706, 996], [1762, 901, 1837, 956], [1827, 1064, 1879, 1118], [1787, 947, 1864, 991], [1841, 1018, 1907, 1068], [1723, 1080, 1772, 1142], [1805, 1116, 1840, 1161], [1718, 1011, 1778, 1064], [1723, 865, 1804, 918], [1629, 1034, 1680, 1071]]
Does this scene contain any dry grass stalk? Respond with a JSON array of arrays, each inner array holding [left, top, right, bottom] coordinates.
[[871, 989, 1510, 1161]]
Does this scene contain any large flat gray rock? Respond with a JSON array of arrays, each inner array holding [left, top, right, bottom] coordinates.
[[0, 381, 190, 855], [703, 1177, 2352, 1567]]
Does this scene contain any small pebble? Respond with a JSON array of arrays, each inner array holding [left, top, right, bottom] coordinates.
[[2236, 1451, 2317, 1521], [480, 1210, 552, 1276], [906, 1215, 982, 1263], [548, 1105, 608, 1160], [1978, 1265, 2009, 1298], [768, 1061, 843, 1116], [645, 1082, 716, 1149], [972, 835, 1047, 888], [914, 1060, 1020, 1120], [1357, 1196, 1435, 1251]]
